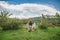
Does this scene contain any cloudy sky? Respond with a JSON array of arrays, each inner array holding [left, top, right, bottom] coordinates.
[[0, 0, 60, 19]]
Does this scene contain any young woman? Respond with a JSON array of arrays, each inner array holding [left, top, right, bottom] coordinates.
[[26, 20, 36, 32]]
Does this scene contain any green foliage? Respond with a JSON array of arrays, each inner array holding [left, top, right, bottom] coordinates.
[[38, 23, 47, 29], [20, 19, 28, 24], [0, 11, 21, 30], [0, 11, 60, 40], [0, 11, 12, 19], [0, 26, 2, 31], [0, 19, 21, 30], [54, 12, 60, 26], [38, 14, 48, 29], [55, 12, 60, 18]]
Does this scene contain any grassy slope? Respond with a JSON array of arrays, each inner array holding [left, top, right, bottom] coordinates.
[[0, 27, 60, 40]]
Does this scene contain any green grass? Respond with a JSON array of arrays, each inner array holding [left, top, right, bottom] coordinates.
[[0, 26, 60, 40]]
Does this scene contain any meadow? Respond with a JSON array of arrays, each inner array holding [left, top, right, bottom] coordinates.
[[0, 11, 60, 40], [0, 26, 60, 40]]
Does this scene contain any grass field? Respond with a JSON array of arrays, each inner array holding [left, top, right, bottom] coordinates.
[[0, 26, 60, 40]]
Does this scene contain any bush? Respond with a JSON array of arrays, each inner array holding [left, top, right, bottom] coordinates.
[[38, 23, 47, 29], [0, 26, 2, 31], [0, 19, 21, 30]]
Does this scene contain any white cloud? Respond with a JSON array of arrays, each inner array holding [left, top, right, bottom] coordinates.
[[0, 1, 60, 19]]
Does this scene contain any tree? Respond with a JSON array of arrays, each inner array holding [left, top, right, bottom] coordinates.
[[41, 14, 46, 24], [0, 11, 13, 30], [0, 11, 12, 19], [0, 11, 12, 22], [39, 14, 47, 29], [55, 12, 60, 17], [54, 12, 60, 25]]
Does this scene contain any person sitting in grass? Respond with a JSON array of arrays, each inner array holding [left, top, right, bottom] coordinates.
[[26, 20, 36, 32]]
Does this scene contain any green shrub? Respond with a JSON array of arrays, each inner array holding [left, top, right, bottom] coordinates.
[[0, 26, 2, 31], [38, 23, 47, 29], [0, 19, 21, 30]]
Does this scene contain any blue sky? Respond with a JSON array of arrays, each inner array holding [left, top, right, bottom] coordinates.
[[0, 0, 60, 19], [0, 0, 60, 11]]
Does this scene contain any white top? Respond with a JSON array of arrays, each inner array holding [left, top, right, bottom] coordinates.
[[26, 22, 36, 28]]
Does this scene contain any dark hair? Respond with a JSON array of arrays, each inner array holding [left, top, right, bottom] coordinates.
[[28, 20, 34, 25]]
